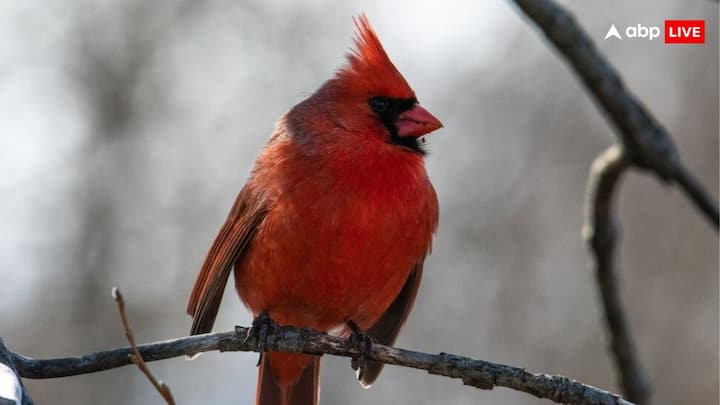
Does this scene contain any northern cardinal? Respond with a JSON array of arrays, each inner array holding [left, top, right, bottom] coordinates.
[[187, 15, 442, 405]]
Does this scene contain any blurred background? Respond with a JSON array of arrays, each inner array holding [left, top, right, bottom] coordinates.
[[0, 1, 717, 404]]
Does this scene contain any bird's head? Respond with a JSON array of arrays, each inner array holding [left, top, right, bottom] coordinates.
[[302, 15, 443, 155]]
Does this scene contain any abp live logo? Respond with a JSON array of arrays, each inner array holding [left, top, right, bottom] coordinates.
[[665, 20, 704, 44], [604, 20, 705, 44]]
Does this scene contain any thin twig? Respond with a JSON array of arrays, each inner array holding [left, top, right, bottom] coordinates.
[[511, 0, 719, 229], [10, 325, 633, 405], [112, 287, 176, 405], [583, 145, 650, 404], [673, 165, 720, 229]]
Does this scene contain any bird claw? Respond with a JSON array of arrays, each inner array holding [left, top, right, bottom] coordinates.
[[347, 321, 374, 381], [246, 311, 277, 366]]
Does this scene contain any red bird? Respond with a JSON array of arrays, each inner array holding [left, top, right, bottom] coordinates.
[[187, 15, 442, 405]]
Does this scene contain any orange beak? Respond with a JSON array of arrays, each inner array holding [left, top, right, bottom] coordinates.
[[396, 105, 443, 138]]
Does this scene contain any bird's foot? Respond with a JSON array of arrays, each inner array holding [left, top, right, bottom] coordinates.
[[347, 321, 374, 381], [246, 311, 278, 366]]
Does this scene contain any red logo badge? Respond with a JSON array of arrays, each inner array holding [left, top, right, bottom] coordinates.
[[664, 20, 705, 44]]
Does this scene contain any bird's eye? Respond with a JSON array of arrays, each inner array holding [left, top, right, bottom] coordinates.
[[369, 97, 390, 113]]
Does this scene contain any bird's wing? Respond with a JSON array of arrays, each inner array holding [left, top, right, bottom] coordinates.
[[361, 261, 424, 386], [187, 185, 268, 335]]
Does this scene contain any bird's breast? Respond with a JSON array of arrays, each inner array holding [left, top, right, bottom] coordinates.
[[235, 145, 438, 332]]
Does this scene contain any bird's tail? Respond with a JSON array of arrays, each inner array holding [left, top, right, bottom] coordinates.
[[256, 353, 320, 405]]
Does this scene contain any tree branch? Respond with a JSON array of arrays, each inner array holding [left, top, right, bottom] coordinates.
[[510, 1, 718, 402], [10, 325, 633, 405], [511, 0, 719, 229], [583, 145, 650, 404]]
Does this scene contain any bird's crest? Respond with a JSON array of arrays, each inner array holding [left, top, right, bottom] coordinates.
[[336, 15, 415, 99]]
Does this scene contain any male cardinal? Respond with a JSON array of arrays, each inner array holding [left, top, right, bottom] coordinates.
[[187, 15, 442, 405]]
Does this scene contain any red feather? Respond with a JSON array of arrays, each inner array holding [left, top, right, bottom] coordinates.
[[335, 14, 416, 100]]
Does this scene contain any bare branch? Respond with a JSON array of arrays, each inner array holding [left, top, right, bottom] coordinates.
[[511, 0, 719, 229], [510, 0, 718, 402], [673, 165, 720, 229], [583, 145, 650, 404], [112, 288, 176, 405], [10, 326, 633, 405]]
